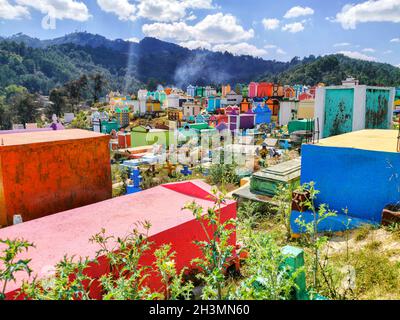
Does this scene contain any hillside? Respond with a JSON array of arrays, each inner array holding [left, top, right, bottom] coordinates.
[[1, 32, 399, 96], [0, 32, 293, 94], [261, 54, 400, 86]]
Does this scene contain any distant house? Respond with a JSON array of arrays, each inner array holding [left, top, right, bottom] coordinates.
[[187, 85, 196, 97], [183, 100, 202, 119], [131, 125, 170, 148], [115, 107, 130, 128], [248, 82, 258, 98], [207, 95, 221, 113], [146, 98, 162, 113], [254, 104, 272, 125], [224, 90, 243, 106]]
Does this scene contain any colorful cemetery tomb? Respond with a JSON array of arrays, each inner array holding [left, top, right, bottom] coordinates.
[[207, 95, 221, 113], [250, 158, 301, 197], [195, 86, 205, 97], [227, 108, 256, 131], [0, 129, 111, 226], [293, 85, 307, 100], [221, 84, 231, 97], [291, 129, 399, 234], [126, 168, 142, 194], [117, 131, 131, 149], [131, 126, 170, 148], [297, 100, 315, 119], [167, 108, 183, 122], [205, 86, 217, 97], [187, 85, 196, 97], [0, 180, 237, 299], [284, 86, 296, 100], [248, 82, 258, 98], [254, 104, 272, 125], [195, 114, 205, 123], [146, 98, 162, 113], [101, 120, 118, 134], [216, 122, 229, 132], [167, 93, 180, 109], [115, 107, 130, 128], [183, 100, 201, 119], [315, 85, 395, 138], [240, 97, 252, 113], [298, 92, 314, 101], [288, 119, 315, 134], [242, 85, 249, 98], [91, 111, 102, 132], [225, 91, 243, 106], [265, 99, 280, 122], [272, 84, 284, 98], [279, 101, 298, 126], [209, 114, 228, 128], [257, 82, 272, 98]]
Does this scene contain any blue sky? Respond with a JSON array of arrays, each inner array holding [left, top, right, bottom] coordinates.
[[0, 0, 399, 66]]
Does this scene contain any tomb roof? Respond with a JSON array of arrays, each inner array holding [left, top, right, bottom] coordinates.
[[316, 129, 398, 153], [0, 129, 107, 148]]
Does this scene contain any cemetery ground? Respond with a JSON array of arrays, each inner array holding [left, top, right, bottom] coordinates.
[[235, 199, 400, 300], [108, 161, 400, 300]]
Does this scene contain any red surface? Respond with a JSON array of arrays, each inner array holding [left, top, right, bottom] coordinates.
[[0, 129, 112, 226], [0, 180, 236, 299]]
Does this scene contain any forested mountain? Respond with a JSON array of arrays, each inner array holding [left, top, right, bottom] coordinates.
[[260, 54, 400, 86], [1, 32, 399, 98], [0, 32, 294, 94]]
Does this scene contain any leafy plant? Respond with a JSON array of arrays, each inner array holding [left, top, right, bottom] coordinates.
[[273, 184, 293, 240], [21, 255, 94, 300], [89, 222, 156, 300], [0, 238, 34, 300], [183, 188, 236, 300], [293, 182, 337, 292], [153, 244, 194, 300], [232, 220, 298, 300]]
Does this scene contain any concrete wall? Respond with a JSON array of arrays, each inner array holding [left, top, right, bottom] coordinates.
[[279, 101, 297, 126], [316, 85, 395, 138], [297, 100, 314, 119], [0, 134, 112, 226], [301, 144, 400, 223]]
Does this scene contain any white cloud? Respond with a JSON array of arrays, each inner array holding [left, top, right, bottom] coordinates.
[[337, 50, 378, 61], [264, 44, 287, 55], [276, 48, 287, 55], [333, 42, 351, 47], [284, 6, 314, 19], [212, 42, 267, 57], [142, 13, 254, 44], [384, 49, 393, 54], [126, 37, 140, 42], [282, 22, 304, 33], [335, 0, 400, 29], [0, 0, 30, 19], [362, 48, 376, 52], [16, 0, 90, 21], [98, 0, 214, 22], [137, 0, 186, 22], [396, 64, 400, 68], [179, 40, 212, 50], [262, 18, 280, 30], [97, 0, 136, 21], [391, 37, 400, 42]]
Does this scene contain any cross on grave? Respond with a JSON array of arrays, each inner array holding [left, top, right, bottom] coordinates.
[[126, 167, 142, 194], [180, 165, 192, 176], [280, 140, 291, 150], [164, 160, 176, 177]]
